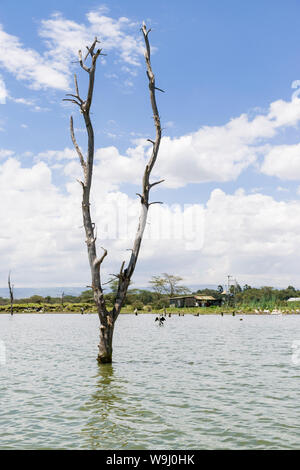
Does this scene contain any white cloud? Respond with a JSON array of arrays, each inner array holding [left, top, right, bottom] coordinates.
[[261, 143, 300, 180], [36, 148, 77, 162], [94, 144, 146, 187], [0, 157, 203, 286], [154, 98, 300, 188], [0, 25, 69, 90], [2, 83, 300, 288], [2, 156, 300, 288], [0, 8, 144, 96], [37, 143, 147, 190], [0, 149, 14, 159], [63, 97, 300, 190], [38, 9, 143, 76], [10, 97, 35, 106], [268, 98, 300, 127], [85, 10, 143, 66], [201, 188, 300, 286], [0, 74, 7, 103], [6, 95, 50, 112], [30, 96, 300, 196]]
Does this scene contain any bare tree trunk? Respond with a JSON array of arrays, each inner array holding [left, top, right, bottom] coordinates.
[[8, 272, 13, 316], [66, 25, 163, 363]]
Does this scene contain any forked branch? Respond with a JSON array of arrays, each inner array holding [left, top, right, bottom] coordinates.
[[66, 38, 107, 319], [112, 23, 164, 317], [65, 26, 164, 363]]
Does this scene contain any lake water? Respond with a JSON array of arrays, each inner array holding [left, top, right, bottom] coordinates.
[[0, 313, 300, 449]]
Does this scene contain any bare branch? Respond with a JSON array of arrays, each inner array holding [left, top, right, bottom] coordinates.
[[119, 261, 125, 277], [150, 179, 164, 188], [65, 93, 81, 101], [102, 278, 115, 286], [84, 37, 99, 60], [70, 116, 86, 174], [93, 247, 108, 269], [76, 178, 84, 185], [65, 93, 83, 104], [109, 273, 121, 279], [74, 74, 80, 97], [63, 98, 81, 107], [78, 50, 90, 73], [122, 23, 163, 283], [93, 48, 102, 62]]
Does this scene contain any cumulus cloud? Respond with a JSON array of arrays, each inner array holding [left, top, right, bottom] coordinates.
[[261, 143, 300, 180], [36, 147, 77, 162], [94, 144, 147, 187], [268, 98, 300, 128], [56, 97, 300, 189], [85, 10, 143, 66], [154, 97, 300, 188], [201, 188, 300, 286], [0, 8, 143, 95], [0, 157, 203, 286], [0, 26, 69, 90], [2, 156, 300, 288], [0, 149, 14, 159], [39, 9, 143, 70], [2, 89, 300, 287], [258, 98, 300, 180]]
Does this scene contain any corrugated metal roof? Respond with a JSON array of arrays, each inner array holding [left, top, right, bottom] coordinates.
[[170, 295, 216, 301], [169, 296, 195, 299], [195, 295, 216, 300]]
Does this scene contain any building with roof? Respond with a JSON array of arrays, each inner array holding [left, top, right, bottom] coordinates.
[[169, 295, 220, 308]]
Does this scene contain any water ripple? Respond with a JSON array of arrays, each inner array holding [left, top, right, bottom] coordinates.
[[1, 314, 300, 448]]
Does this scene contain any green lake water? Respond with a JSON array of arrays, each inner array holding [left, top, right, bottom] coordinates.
[[0, 313, 300, 449]]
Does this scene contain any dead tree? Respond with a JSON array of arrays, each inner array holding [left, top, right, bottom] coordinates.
[[66, 24, 163, 363], [8, 272, 13, 316]]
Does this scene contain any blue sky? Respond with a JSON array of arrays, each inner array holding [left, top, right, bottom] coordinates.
[[2, 0, 300, 289]]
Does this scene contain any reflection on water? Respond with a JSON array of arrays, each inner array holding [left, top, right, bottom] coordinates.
[[81, 364, 161, 450], [81, 364, 127, 449], [1, 314, 300, 449]]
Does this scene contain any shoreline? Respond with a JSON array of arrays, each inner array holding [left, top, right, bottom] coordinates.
[[1, 311, 299, 315]]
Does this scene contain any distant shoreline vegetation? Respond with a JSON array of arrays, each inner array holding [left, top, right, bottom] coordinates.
[[1, 284, 300, 314]]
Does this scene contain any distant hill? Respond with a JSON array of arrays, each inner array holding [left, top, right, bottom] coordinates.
[[0, 287, 86, 300]]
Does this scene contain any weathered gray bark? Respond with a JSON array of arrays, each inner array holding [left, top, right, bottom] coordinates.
[[66, 25, 163, 363], [8, 272, 13, 316]]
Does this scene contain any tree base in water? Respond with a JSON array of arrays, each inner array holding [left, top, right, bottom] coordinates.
[[97, 355, 112, 364]]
